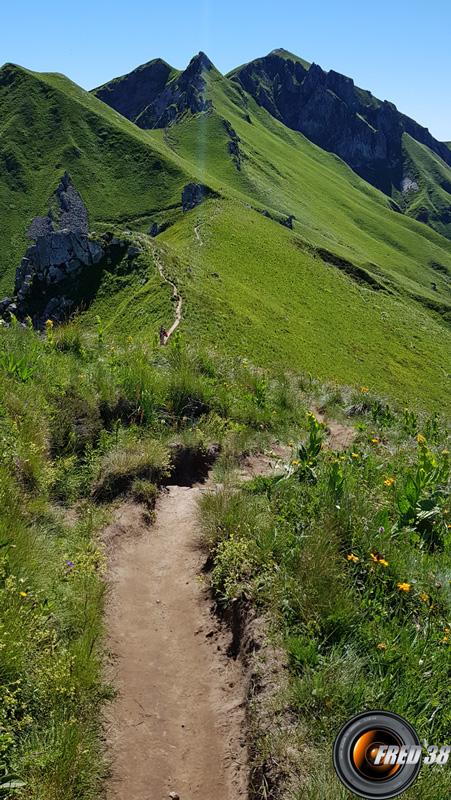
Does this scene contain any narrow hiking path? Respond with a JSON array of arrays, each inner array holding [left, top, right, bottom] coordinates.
[[313, 406, 356, 451], [153, 247, 183, 343], [103, 486, 248, 800], [194, 223, 203, 246], [100, 298, 356, 799]]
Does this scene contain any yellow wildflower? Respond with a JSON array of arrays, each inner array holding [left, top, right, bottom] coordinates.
[[351, 452, 359, 459], [371, 437, 380, 444], [397, 582, 411, 593], [419, 592, 430, 603], [360, 386, 369, 393], [384, 477, 395, 487], [347, 553, 359, 563], [291, 459, 300, 466], [416, 434, 426, 445], [371, 552, 389, 567], [19, 591, 27, 598]]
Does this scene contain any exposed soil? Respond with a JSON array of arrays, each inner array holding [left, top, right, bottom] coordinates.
[[194, 223, 203, 246], [102, 421, 354, 799], [103, 488, 248, 800], [313, 407, 356, 451]]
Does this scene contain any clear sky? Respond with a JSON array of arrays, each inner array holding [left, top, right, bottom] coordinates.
[[1, 0, 450, 140]]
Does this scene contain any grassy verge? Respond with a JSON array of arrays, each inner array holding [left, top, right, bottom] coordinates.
[[200, 394, 450, 799], [0, 320, 305, 798], [0, 316, 448, 798]]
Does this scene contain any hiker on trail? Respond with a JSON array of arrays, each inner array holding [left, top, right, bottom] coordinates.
[[159, 325, 167, 346]]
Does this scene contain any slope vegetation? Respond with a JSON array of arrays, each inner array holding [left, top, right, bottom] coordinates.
[[0, 63, 191, 293], [229, 49, 451, 237]]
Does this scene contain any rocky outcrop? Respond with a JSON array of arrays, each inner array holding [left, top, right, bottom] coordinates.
[[93, 58, 173, 123], [259, 207, 295, 229], [27, 172, 88, 239], [0, 175, 128, 327], [223, 119, 242, 170], [182, 183, 210, 211], [0, 230, 106, 327], [230, 50, 451, 195], [136, 52, 213, 129], [94, 52, 214, 130]]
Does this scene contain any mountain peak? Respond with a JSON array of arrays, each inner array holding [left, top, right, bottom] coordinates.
[[185, 51, 215, 74], [265, 48, 311, 70], [0, 62, 28, 85]]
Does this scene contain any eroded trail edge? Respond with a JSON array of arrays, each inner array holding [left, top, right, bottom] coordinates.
[[103, 486, 248, 800]]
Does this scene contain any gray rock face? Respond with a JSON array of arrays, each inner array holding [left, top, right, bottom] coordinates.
[[0, 174, 108, 327], [182, 183, 209, 211], [26, 172, 89, 240], [26, 213, 54, 240], [223, 119, 242, 170], [3, 229, 107, 326], [94, 52, 214, 130], [55, 172, 89, 233], [231, 51, 451, 195], [127, 245, 142, 259]]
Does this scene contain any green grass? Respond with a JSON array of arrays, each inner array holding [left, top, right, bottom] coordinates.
[[156, 199, 450, 412], [0, 320, 309, 798], [0, 63, 192, 294], [225, 48, 451, 242], [201, 400, 450, 799], [395, 133, 451, 239], [1, 59, 450, 416], [0, 313, 448, 799], [0, 55, 450, 799]]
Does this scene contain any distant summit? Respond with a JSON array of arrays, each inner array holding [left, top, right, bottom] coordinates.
[[229, 49, 451, 195], [93, 51, 217, 129], [91, 48, 451, 235]]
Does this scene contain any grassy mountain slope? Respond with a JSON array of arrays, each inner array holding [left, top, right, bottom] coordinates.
[[1, 58, 450, 411], [153, 198, 450, 411], [395, 133, 451, 239], [229, 49, 451, 239], [0, 63, 192, 294], [141, 63, 451, 315], [0, 53, 450, 800]]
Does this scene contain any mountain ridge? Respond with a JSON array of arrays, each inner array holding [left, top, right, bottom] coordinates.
[[0, 54, 450, 410], [91, 48, 451, 238]]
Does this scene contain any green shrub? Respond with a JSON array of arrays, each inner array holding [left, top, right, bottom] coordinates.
[[50, 387, 102, 456], [92, 438, 169, 500], [130, 478, 158, 510]]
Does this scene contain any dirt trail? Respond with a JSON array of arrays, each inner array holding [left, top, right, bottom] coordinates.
[[103, 488, 248, 800], [145, 242, 182, 343], [194, 223, 203, 246], [313, 407, 356, 451]]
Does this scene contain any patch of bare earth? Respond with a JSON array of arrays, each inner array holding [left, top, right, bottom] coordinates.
[[313, 407, 356, 451], [103, 488, 248, 800], [102, 416, 354, 800]]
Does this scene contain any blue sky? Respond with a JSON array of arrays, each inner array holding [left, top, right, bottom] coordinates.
[[1, 0, 450, 140]]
